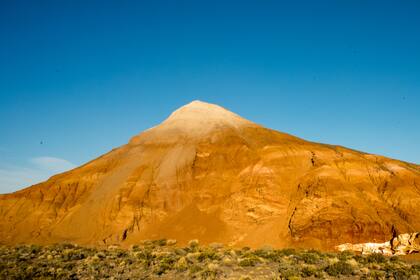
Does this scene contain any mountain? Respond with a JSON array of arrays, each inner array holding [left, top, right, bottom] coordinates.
[[1, 101, 419, 249]]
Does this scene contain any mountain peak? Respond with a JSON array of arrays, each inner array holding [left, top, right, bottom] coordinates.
[[162, 100, 253, 128], [2, 99, 420, 252], [184, 100, 212, 107], [130, 101, 255, 144]]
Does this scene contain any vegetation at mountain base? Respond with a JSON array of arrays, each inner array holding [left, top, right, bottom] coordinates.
[[1, 240, 420, 279]]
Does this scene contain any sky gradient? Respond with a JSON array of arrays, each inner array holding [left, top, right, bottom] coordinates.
[[1, 0, 419, 193]]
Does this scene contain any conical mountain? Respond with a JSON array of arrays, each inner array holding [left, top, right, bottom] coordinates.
[[1, 101, 419, 249]]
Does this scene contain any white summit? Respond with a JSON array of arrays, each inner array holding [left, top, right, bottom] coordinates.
[[131, 100, 255, 143], [164, 100, 251, 128]]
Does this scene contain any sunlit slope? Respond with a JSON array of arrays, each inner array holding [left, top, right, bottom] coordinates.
[[1, 101, 419, 249]]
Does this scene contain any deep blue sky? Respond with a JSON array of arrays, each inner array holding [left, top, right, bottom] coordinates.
[[1, 0, 419, 193]]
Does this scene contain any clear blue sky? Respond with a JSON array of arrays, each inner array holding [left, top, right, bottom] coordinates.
[[1, 0, 419, 193]]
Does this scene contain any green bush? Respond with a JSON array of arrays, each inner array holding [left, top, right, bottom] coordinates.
[[353, 254, 367, 265], [254, 249, 283, 262], [30, 245, 42, 254], [200, 269, 218, 279], [366, 253, 386, 263], [278, 262, 300, 279], [238, 254, 261, 267], [299, 252, 320, 264], [337, 250, 354, 261], [189, 264, 203, 274], [389, 256, 399, 262], [301, 266, 317, 277], [412, 264, 420, 271], [197, 249, 219, 262], [154, 262, 172, 275], [279, 248, 296, 256], [154, 239, 167, 246], [325, 261, 354, 276]]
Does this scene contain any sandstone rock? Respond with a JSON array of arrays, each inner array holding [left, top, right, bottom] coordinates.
[[337, 232, 420, 256], [391, 232, 420, 255]]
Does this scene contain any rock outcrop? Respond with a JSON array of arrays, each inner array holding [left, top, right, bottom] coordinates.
[[337, 232, 420, 255], [1, 101, 420, 249]]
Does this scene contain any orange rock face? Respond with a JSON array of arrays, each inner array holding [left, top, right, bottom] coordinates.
[[1, 101, 419, 249]]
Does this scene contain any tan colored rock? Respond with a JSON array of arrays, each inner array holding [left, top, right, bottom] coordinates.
[[337, 232, 420, 255], [0, 101, 419, 250], [392, 232, 420, 255]]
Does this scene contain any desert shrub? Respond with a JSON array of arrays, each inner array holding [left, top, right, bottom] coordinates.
[[279, 248, 296, 256], [63, 249, 86, 261], [233, 249, 242, 256], [254, 248, 282, 262], [238, 253, 260, 267], [154, 261, 172, 275], [366, 253, 387, 263], [337, 250, 354, 261], [61, 243, 77, 249], [384, 267, 409, 278], [365, 270, 386, 279], [95, 251, 106, 260], [200, 266, 219, 279], [30, 244, 42, 254], [130, 244, 140, 251], [325, 260, 354, 276], [301, 266, 318, 277], [174, 248, 187, 256], [298, 252, 320, 264], [153, 239, 167, 246], [242, 246, 251, 252], [189, 264, 203, 274], [353, 254, 368, 265], [389, 256, 399, 262], [188, 239, 199, 248], [278, 262, 300, 279], [197, 249, 219, 262], [307, 248, 324, 256], [62, 262, 75, 270], [324, 252, 337, 260], [412, 264, 420, 271], [238, 257, 258, 267], [254, 249, 269, 258], [136, 249, 154, 267], [175, 256, 188, 271], [114, 250, 128, 258], [385, 266, 420, 279]]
